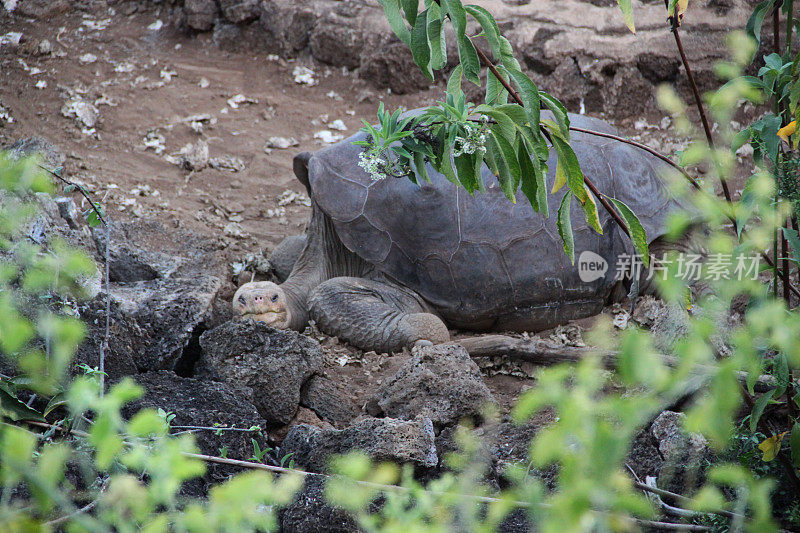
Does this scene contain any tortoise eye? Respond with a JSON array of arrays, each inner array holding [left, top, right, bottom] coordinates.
[[271, 294, 279, 302]]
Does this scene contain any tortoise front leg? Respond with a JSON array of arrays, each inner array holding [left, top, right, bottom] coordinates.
[[307, 277, 449, 353]]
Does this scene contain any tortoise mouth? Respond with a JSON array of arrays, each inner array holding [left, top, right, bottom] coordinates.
[[237, 309, 290, 329]]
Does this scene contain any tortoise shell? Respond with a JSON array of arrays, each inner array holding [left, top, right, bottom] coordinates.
[[307, 113, 685, 329]]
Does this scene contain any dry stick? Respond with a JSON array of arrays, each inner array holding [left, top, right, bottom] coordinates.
[[569, 126, 702, 189], [19, 421, 715, 532], [44, 493, 100, 527], [664, 4, 732, 205]]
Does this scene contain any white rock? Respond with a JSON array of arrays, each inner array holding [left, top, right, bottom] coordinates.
[[266, 136, 298, 149], [209, 156, 245, 172], [293, 66, 317, 86], [314, 130, 343, 144], [142, 131, 166, 154], [224, 222, 247, 239], [61, 98, 99, 129], [114, 62, 135, 73], [176, 141, 209, 171], [160, 68, 177, 82], [0, 102, 13, 123], [227, 94, 257, 109], [198, 77, 210, 88], [327, 119, 347, 131], [277, 189, 311, 207], [2, 0, 17, 12], [35, 80, 46, 89], [82, 19, 111, 31], [148, 20, 164, 31], [612, 311, 630, 329], [0, 32, 22, 46], [79, 53, 97, 64]]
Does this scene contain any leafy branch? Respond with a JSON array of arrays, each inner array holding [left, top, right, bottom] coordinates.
[[365, 0, 650, 263]]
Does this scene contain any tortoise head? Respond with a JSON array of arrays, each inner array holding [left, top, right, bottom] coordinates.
[[232, 281, 291, 329]]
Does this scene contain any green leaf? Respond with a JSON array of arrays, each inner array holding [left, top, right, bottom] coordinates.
[[498, 36, 520, 71], [454, 152, 480, 193], [539, 91, 571, 139], [557, 192, 575, 264], [616, 0, 636, 34], [440, 0, 479, 83], [413, 151, 430, 183], [436, 145, 460, 186], [426, 2, 446, 71], [447, 64, 463, 98], [0, 383, 45, 422], [410, 9, 433, 80], [506, 69, 541, 135], [580, 190, 603, 235], [43, 392, 67, 417], [610, 198, 650, 267], [750, 389, 776, 433], [551, 161, 567, 194], [746, 0, 776, 48], [377, 0, 411, 45], [400, 0, 419, 27], [485, 66, 510, 106], [791, 422, 800, 467], [456, 33, 481, 85], [518, 140, 547, 215], [783, 227, 800, 266], [464, 5, 502, 61], [441, 0, 467, 38], [472, 104, 516, 141], [487, 126, 521, 202], [546, 131, 588, 203]]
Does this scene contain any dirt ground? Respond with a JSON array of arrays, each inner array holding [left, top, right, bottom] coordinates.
[[0, 3, 723, 421]]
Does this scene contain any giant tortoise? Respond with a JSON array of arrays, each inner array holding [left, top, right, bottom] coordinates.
[[233, 112, 687, 353]]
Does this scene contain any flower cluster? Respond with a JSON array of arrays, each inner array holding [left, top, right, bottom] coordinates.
[[358, 149, 388, 181], [453, 121, 488, 157], [358, 146, 412, 181]]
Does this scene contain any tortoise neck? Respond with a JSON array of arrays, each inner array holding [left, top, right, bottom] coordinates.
[[280, 202, 367, 330]]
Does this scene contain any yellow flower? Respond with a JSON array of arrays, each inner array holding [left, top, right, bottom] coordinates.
[[777, 120, 797, 145]]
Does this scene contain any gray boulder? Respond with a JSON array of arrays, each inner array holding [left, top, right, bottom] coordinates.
[[218, 0, 259, 24], [76, 276, 221, 378], [300, 375, 361, 428], [13, 0, 69, 18], [199, 320, 323, 425], [122, 371, 271, 495], [650, 410, 711, 495], [91, 219, 229, 283], [368, 344, 496, 429], [281, 417, 438, 473], [183, 0, 218, 31]]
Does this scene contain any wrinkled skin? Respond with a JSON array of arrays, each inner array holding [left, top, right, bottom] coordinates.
[[234, 111, 688, 352]]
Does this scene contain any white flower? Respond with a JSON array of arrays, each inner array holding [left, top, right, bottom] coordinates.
[[453, 122, 488, 157], [358, 150, 388, 181]]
